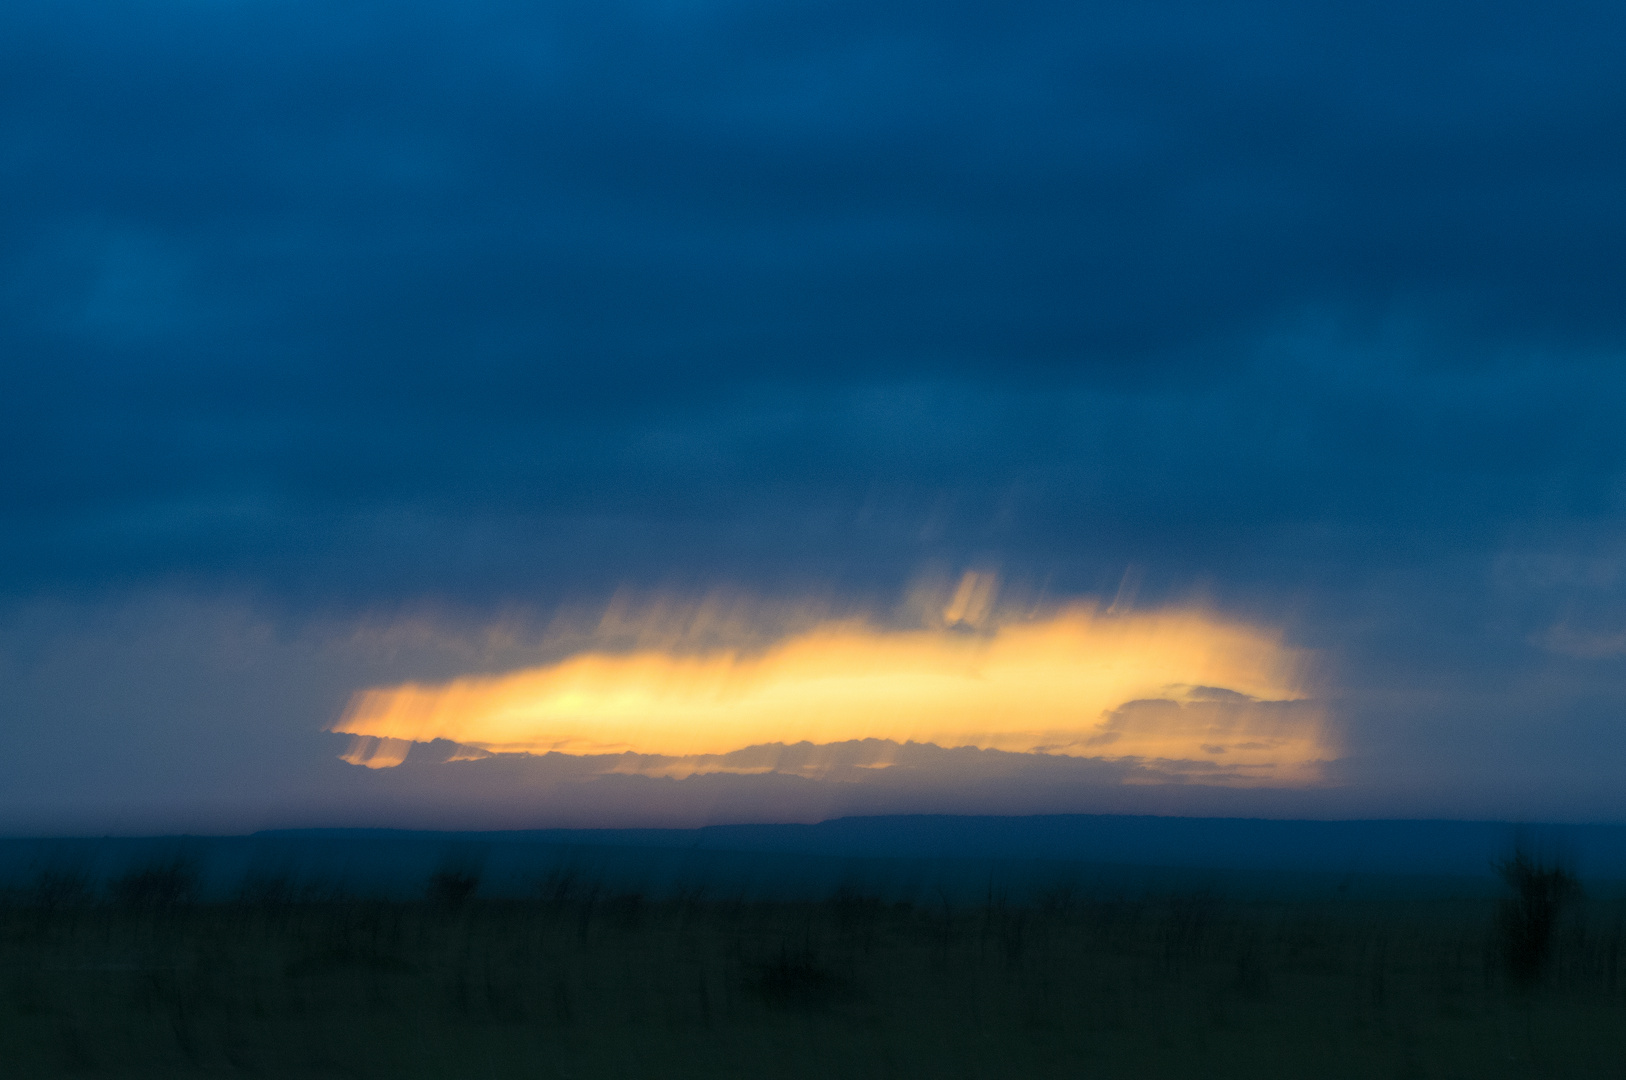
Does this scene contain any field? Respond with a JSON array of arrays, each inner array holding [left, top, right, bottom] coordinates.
[[3, 867, 1625, 1079]]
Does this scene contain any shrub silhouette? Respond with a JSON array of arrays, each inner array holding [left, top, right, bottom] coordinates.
[[29, 866, 93, 911], [1495, 847, 1578, 990], [426, 866, 480, 913], [236, 869, 299, 908], [755, 948, 844, 1008], [110, 856, 200, 910]]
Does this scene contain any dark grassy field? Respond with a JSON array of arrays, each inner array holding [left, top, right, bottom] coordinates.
[[4, 868, 1625, 1079]]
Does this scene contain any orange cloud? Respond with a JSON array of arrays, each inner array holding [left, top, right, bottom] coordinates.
[[334, 585, 1335, 785]]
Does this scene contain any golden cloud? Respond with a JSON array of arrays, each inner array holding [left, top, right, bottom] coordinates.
[[334, 580, 1335, 786]]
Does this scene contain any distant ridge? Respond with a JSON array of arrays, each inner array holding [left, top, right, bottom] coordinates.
[[255, 813, 1626, 881], [6, 815, 1622, 903]]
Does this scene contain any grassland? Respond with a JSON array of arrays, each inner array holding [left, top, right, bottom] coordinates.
[[3, 874, 1624, 1078]]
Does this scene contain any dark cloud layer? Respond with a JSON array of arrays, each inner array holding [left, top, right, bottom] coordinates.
[[3, 2, 1626, 825]]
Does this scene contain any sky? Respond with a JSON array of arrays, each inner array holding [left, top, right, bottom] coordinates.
[[3, 0, 1626, 832]]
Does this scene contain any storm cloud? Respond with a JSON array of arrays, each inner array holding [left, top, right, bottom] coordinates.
[[3, 1, 1626, 828]]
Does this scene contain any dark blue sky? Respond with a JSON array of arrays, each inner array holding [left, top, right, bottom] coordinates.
[[4, 0, 1626, 830]]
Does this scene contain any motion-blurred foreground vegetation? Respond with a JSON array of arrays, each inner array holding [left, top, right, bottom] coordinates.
[[3, 861, 1624, 1079]]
